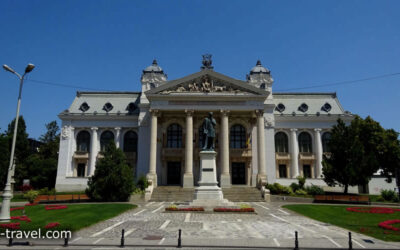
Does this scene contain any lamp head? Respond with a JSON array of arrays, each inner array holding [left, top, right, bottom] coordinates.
[[3, 65, 16, 74], [25, 63, 35, 73]]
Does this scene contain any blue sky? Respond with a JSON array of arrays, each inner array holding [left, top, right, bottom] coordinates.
[[1, 0, 399, 139]]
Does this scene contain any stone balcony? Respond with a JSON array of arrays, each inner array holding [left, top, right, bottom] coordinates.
[[162, 148, 184, 159], [230, 148, 252, 158], [73, 151, 89, 159], [299, 152, 315, 160], [275, 152, 290, 160]]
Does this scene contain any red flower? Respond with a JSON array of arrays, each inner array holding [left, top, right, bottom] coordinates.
[[0, 223, 20, 230], [346, 207, 398, 214], [44, 222, 60, 229], [25, 203, 38, 206], [378, 220, 400, 231], [10, 207, 24, 211], [45, 205, 67, 210], [11, 216, 31, 223], [214, 207, 255, 212]]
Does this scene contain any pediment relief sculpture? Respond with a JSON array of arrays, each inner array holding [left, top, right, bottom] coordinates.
[[160, 77, 245, 94]]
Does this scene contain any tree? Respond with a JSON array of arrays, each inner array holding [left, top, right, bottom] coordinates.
[[0, 133, 10, 189], [86, 142, 134, 201], [6, 116, 31, 187], [25, 121, 60, 189], [378, 129, 400, 185], [322, 116, 385, 193]]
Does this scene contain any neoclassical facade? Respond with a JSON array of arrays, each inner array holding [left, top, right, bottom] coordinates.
[[55, 58, 353, 192]]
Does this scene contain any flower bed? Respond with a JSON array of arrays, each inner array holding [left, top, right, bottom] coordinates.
[[378, 220, 400, 231], [0, 223, 20, 230], [45, 205, 67, 210], [165, 207, 204, 212], [10, 207, 24, 211], [45, 222, 60, 229], [11, 216, 31, 223], [346, 207, 400, 214], [214, 207, 255, 212]]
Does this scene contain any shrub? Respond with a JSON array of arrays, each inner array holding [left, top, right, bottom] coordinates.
[[305, 185, 325, 195], [266, 183, 293, 195], [381, 189, 396, 202], [393, 196, 400, 203], [38, 187, 56, 195], [290, 183, 300, 192], [376, 195, 385, 202], [295, 189, 308, 195], [86, 143, 134, 201], [136, 175, 149, 191], [23, 190, 39, 203], [296, 176, 306, 189]]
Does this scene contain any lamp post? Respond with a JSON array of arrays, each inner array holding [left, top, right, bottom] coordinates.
[[0, 63, 35, 221]]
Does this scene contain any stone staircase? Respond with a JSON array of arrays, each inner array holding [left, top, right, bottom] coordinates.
[[222, 187, 264, 202], [149, 186, 195, 202], [149, 186, 263, 202]]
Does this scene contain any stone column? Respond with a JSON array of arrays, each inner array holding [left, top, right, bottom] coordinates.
[[256, 110, 267, 186], [183, 110, 194, 188], [147, 109, 159, 187], [68, 127, 75, 176], [115, 127, 121, 148], [290, 128, 299, 178], [89, 127, 98, 176], [314, 128, 323, 178], [220, 110, 231, 187]]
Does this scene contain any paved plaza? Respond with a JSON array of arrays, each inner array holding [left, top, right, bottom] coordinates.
[[1, 202, 400, 249]]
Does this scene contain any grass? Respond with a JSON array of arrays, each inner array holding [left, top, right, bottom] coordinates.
[[283, 204, 400, 242], [0, 203, 136, 232], [0, 194, 27, 202]]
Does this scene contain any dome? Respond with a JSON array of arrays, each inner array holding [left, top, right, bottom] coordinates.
[[143, 59, 164, 73], [250, 60, 270, 74]]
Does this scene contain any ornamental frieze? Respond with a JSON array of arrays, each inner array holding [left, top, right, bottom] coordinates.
[[160, 77, 245, 94]]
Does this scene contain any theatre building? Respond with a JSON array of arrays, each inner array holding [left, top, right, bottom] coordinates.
[[55, 57, 355, 194]]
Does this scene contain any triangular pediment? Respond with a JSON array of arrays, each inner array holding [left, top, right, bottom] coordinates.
[[146, 69, 268, 96]]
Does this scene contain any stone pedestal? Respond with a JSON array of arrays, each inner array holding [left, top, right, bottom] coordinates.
[[191, 151, 233, 206], [183, 173, 194, 188]]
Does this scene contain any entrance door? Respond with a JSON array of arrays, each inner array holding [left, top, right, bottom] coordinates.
[[232, 162, 246, 185], [303, 164, 312, 178], [167, 162, 181, 185]]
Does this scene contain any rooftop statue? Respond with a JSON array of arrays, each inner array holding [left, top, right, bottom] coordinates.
[[201, 112, 216, 151]]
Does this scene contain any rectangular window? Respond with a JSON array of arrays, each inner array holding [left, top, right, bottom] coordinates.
[[303, 165, 312, 178], [279, 164, 287, 178], [77, 163, 86, 177]]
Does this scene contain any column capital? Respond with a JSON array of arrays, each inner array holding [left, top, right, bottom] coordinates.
[[115, 127, 121, 131], [290, 128, 298, 132], [255, 109, 264, 117], [90, 127, 98, 131], [185, 109, 194, 116], [149, 109, 160, 117], [70, 126, 75, 131], [220, 109, 230, 116], [314, 128, 322, 133]]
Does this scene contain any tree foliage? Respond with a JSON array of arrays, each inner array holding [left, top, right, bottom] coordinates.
[[322, 116, 399, 193], [0, 133, 10, 189], [86, 142, 134, 201]]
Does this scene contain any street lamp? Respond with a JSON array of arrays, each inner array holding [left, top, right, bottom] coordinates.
[[0, 63, 35, 222]]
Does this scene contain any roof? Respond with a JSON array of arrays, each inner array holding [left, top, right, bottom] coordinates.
[[272, 92, 349, 115], [60, 91, 141, 117]]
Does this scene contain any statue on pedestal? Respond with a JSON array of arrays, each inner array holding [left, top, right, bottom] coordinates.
[[201, 112, 216, 151]]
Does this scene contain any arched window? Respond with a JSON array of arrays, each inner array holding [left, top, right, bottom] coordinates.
[[322, 132, 332, 153], [230, 124, 246, 149], [298, 132, 312, 153], [123, 131, 138, 152], [167, 123, 182, 148], [76, 131, 90, 152], [100, 130, 114, 151], [275, 132, 288, 153]]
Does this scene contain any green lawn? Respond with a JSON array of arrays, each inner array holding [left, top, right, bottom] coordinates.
[[0, 203, 136, 232], [0, 194, 27, 202], [283, 204, 400, 242]]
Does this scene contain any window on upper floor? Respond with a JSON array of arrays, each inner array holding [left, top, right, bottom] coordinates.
[[76, 131, 90, 152], [298, 132, 312, 153], [275, 103, 285, 113], [298, 103, 308, 113], [321, 103, 332, 112], [230, 124, 246, 149], [124, 131, 138, 153], [167, 123, 182, 148], [322, 132, 332, 153], [100, 130, 114, 151], [275, 132, 289, 153], [79, 102, 90, 112], [103, 102, 113, 112]]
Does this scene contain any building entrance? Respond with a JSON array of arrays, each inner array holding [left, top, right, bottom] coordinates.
[[167, 161, 181, 185], [232, 162, 246, 185]]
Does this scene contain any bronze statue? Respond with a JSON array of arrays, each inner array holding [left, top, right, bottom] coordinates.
[[201, 112, 216, 150]]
